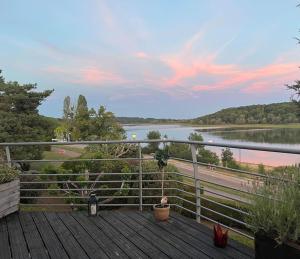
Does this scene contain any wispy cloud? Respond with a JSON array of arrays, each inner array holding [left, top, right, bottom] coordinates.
[[43, 66, 128, 86], [192, 62, 299, 93]]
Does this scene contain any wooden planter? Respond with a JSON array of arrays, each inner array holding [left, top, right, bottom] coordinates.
[[0, 180, 20, 219], [255, 232, 300, 259]]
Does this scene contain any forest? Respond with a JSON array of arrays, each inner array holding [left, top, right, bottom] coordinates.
[[190, 102, 300, 125]]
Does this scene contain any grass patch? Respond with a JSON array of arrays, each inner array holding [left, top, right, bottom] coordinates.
[[60, 145, 85, 154]]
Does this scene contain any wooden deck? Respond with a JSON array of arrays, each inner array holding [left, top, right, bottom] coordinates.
[[0, 210, 254, 259]]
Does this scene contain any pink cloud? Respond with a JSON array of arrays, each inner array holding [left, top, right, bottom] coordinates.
[[192, 62, 299, 93], [134, 52, 149, 59], [43, 66, 128, 86]]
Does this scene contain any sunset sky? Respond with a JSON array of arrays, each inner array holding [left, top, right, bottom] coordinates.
[[1, 0, 299, 118]]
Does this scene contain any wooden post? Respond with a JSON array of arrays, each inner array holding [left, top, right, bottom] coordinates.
[[5, 146, 12, 168], [191, 144, 201, 223]]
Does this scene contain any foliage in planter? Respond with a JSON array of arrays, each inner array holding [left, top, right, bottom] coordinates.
[[0, 164, 19, 184], [245, 172, 300, 244]]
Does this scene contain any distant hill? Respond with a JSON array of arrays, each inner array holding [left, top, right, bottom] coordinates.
[[116, 117, 182, 124], [117, 102, 299, 125], [190, 102, 299, 125]]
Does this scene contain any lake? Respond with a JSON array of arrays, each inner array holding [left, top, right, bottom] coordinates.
[[124, 124, 300, 166]]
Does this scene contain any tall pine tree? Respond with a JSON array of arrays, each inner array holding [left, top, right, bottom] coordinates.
[[0, 71, 53, 165], [73, 95, 90, 140]]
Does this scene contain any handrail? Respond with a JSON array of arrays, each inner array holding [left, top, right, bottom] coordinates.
[[1, 139, 299, 241], [1, 139, 300, 154]]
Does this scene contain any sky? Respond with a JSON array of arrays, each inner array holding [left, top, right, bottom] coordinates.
[[0, 0, 299, 119]]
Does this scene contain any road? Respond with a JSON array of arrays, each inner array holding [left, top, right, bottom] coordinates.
[[168, 159, 253, 203]]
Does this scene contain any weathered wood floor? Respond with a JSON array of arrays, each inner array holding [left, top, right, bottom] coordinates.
[[0, 210, 254, 259]]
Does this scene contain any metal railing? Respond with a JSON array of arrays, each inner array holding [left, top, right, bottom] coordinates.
[[1, 139, 299, 240]]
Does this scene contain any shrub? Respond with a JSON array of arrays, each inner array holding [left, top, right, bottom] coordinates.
[[0, 164, 19, 184], [245, 172, 300, 244]]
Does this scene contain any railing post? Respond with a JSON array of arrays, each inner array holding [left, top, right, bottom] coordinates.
[[5, 146, 12, 167], [191, 144, 201, 223], [138, 143, 143, 211]]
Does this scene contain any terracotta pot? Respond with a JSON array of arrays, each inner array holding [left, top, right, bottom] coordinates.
[[153, 204, 170, 221]]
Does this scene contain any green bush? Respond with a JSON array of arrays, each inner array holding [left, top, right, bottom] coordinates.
[[245, 171, 300, 244], [0, 164, 19, 184]]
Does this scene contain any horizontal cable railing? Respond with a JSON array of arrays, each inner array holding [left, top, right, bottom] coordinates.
[[1, 139, 299, 240]]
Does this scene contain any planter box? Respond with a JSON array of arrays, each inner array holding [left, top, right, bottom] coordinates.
[[255, 233, 300, 259], [0, 180, 20, 219]]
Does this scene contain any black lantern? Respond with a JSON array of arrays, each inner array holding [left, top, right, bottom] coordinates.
[[88, 193, 98, 216]]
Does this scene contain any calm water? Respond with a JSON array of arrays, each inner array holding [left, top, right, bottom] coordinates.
[[124, 124, 300, 166]]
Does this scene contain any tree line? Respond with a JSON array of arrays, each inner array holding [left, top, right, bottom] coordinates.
[[191, 102, 299, 125]]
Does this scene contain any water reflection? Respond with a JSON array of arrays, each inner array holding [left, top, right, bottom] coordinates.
[[124, 124, 300, 166], [209, 128, 300, 144]]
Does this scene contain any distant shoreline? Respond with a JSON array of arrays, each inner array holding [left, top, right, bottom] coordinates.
[[122, 123, 300, 129]]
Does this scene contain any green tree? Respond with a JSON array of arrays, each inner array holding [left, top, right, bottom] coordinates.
[[73, 95, 90, 140], [145, 131, 161, 153], [188, 132, 203, 150], [188, 132, 203, 142], [221, 148, 239, 169], [90, 106, 125, 140], [0, 71, 53, 165], [286, 5, 300, 116], [168, 143, 192, 160], [198, 148, 219, 165], [62, 96, 74, 140], [287, 81, 300, 115]]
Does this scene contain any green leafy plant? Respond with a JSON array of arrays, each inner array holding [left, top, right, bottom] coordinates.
[[245, 171, 300, 244], [0, 164, 19, 184], [154, 149, 169, 170]]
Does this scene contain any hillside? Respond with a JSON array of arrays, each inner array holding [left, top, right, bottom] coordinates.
[[116, 117, 182, 124], [191, 102, 299, 125]]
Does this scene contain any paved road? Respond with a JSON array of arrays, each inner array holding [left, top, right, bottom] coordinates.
[[168, 159, 252, 203]]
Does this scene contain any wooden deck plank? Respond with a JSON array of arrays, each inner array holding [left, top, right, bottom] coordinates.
[[101, 210, 169, 259], [87, 212, 148, 259], [19, 213, 49, 259], [0, 218, 11, 259], [125, 211, 211, 259], [44, 212, 89, 259], [113, 210, 189, 259], [168, 212, 251, 259], [6, 213, 29, 259], [2, 210, 254, 259], [72, 213, 129, 259], [141, 211, 233, 259], [57, 213, 109, 259], [171, 213, 254, 258], [30, 212, 69, 259]]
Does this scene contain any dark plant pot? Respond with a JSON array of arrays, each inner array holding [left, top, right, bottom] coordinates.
[[255, 232, 300, 259]]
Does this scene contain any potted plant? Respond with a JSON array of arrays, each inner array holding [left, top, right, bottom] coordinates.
[[213, 224, 228, 248], [0, 164, 20, 218], [153, 149, 170, 221], [245, 171, 300, 259]]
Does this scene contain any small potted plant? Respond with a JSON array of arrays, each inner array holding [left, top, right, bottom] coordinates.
[[0, 164, 20, 218], [213, 224, 228, 248], [245, 171, 300, 259], [153, 149, 170, 221]]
